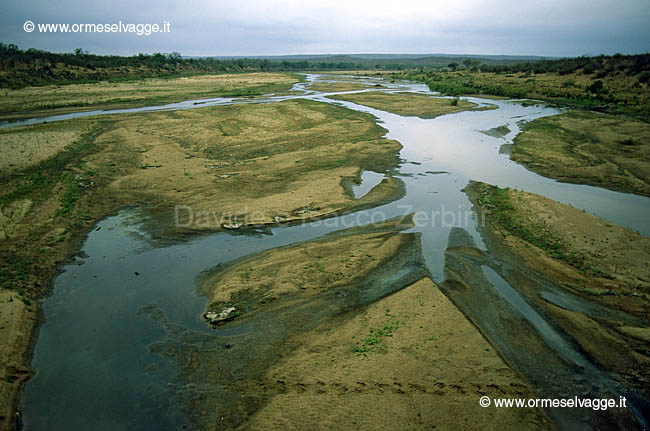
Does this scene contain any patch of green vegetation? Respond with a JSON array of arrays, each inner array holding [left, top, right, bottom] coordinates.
[[221, 81, 297, 98], [56, 174, 80, 217], [354, 311, 402, 356], [307, 81, 375, 93], [413, 73, 529, 98], [476, 184, 588, 271], [217, 119, 243, 136], [0, 258, 32, 289], [303, 260, 325, 274]]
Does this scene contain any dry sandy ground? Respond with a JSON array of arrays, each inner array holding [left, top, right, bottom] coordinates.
[[328, 91, 495, 118], [0, 72, 298, 120], [243, 277, 550, 430], [512, 110, 650, 196]]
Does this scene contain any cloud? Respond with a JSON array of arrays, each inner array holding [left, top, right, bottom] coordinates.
[[1, 0, 648, 56]]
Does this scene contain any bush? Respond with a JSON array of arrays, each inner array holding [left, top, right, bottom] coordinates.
[[587, 80, 604, 94]]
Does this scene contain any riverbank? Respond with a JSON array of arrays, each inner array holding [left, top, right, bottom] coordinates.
[[0, 96, 405, 430], [511, 110, 650, 196], [463, 181, 650, 426]]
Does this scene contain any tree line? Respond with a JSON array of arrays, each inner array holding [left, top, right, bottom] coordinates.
[[0, 44, 374, 87]]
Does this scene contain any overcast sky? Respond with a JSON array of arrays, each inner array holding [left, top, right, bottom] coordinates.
[[2, 0, 649, 57]]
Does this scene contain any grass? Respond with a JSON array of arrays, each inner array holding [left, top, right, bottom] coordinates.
[[240, 267, 253, 280]]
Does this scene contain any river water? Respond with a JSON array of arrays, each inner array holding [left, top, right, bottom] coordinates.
[[16, 74, 650, 430]]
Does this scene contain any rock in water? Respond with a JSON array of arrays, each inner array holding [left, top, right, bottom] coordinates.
[[204, 307, 238, 325]]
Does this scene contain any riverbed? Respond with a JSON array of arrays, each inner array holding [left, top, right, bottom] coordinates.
[[18, 74, 650, 430]]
